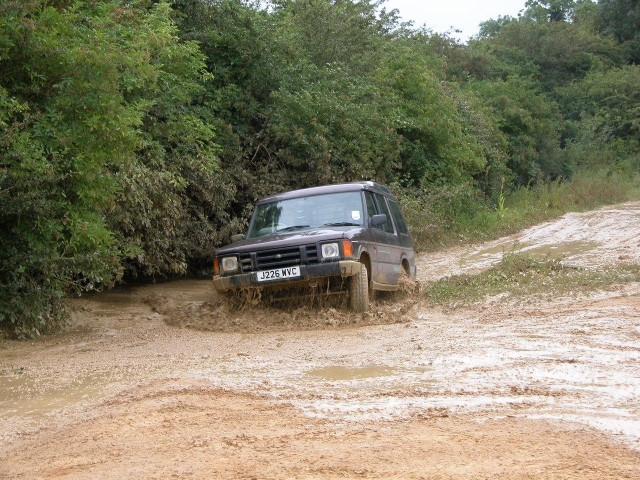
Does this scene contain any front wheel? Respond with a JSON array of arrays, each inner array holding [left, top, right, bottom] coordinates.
[[349, 263, 369, 313]]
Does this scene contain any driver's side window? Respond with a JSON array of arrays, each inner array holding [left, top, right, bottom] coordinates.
[[364, 191, 380, 229]]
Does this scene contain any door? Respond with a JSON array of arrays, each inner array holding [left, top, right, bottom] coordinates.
[[363, 191, 381, 282], [371, 193, 401, 285], [387, 198, 415, 278]]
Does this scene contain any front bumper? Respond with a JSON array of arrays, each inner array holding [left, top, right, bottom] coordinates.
[[213, 260, 362, 293]]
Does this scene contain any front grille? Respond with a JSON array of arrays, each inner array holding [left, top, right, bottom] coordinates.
[[257, 246, 301, 269], [234, 244, 319, 273], [305, 244, 318, 264], [239, 253, 252, 273]]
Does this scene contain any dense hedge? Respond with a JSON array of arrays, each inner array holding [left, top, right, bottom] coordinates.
[[1, 0, 639, 337]]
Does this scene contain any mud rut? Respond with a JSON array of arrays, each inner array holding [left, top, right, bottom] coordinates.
[[1, 202, 640, 479]]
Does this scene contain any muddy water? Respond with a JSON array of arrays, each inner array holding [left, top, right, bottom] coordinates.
[[307, 365, 396, 381], [0, 371, 127, 417], [1, 201, 640, 457], [461, 239, 599, 268]]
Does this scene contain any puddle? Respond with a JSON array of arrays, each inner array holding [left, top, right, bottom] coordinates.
[[518, 241, 599, 260], [307, 366, 396, 381], [466, 242, 529, 261], [0, 371, 125, 418], [461, 240, 599, 269], [82, 280, 214, 315]]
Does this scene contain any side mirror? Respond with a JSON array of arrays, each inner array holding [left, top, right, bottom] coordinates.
[[230, 234, 245, 243], [371, 214, 387, 227]]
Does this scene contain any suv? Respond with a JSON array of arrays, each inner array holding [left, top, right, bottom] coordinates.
[[213, 181, 416, 312]]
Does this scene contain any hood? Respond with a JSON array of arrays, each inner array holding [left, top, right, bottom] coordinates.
[[216, 227, 359, 255]]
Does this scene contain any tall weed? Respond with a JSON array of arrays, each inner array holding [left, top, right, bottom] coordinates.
[[395, 183, 484, 250]]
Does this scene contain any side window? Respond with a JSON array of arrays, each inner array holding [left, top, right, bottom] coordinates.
[[374, 193, 395, 234], [364, 191, 378, 219], [388, 200, 409, 235]]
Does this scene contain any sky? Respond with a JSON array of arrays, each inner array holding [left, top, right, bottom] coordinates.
[[383, 0, 528, 41]]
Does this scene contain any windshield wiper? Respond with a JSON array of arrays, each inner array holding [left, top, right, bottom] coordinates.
[[276, 224, 310, 232], [323, 222, 360, 227]]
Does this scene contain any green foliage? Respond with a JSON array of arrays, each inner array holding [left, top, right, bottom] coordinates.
[[268, 63, 398, 184], [0, 0, 216, 337], [596, 0, 640, 64], [478, 15, 517, 39], [560, 65, 640, 147], [270, 0, 393, 72], [523, 0, 581, 23], [479, 16, 622, 92], [470, 77, 564, 185], [379, 39, 487, 186], [496, 181, 507, 218], [394, 182, 486, 249], [174, 0, 488, 191], [104, 1, 221, 277]]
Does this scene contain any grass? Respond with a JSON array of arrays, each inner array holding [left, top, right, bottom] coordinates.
[[399, 169, 640, 252], [424, 253, 640, 306]]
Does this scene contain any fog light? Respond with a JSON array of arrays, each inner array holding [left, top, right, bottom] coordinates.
[[321, 243, 339, 258]]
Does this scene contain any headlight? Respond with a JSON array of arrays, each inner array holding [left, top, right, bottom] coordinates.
[[221, 256, 238, 272], [321, 242, 339, 259]]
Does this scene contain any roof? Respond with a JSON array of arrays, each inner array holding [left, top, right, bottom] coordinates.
[[256, 181, 395, 205]]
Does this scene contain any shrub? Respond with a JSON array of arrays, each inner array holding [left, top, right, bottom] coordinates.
[[0, 1, 214, 337]]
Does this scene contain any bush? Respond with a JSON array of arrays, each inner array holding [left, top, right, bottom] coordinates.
[[394, 183, 485, 250], [0, 1, 214, 337]]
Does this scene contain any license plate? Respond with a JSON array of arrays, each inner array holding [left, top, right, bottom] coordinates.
[[256, 266, 301, 282]]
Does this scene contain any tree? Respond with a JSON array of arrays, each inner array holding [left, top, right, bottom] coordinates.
[[478, 15, 517, 39], [477, 14, 622, 93], [471, 77, 565, 185], [560, 65, 640, 145], [523, 0, 586, 22], [0, 0, 216, 337], [596, 0, 640, 63]]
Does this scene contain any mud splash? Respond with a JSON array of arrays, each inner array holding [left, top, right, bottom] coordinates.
[[144, 287, 421, 333]]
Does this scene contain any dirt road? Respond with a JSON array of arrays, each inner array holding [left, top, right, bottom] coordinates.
[[1, 202, 640, 479]]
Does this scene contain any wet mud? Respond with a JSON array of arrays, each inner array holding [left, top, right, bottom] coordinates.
[[1, 201, 640, 479], [144, 286, 420, 333], [415, 201, 640, 282]]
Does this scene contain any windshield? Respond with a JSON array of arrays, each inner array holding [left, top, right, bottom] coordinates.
[[248, 191, 364, 238]]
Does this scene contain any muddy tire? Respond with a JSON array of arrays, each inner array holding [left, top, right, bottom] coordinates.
[[349, 263, 369, 313]]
